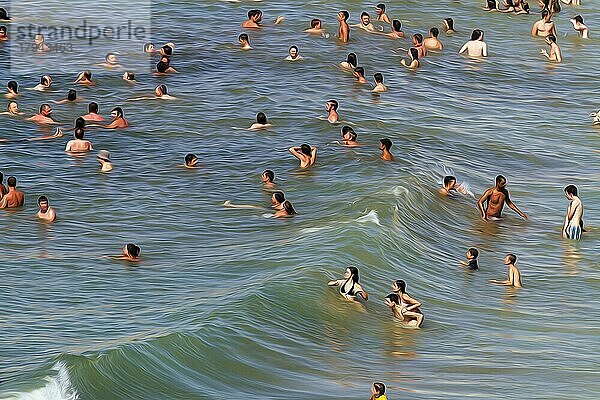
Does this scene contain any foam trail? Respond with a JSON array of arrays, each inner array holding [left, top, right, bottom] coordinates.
[[2, 362, 79, 400]]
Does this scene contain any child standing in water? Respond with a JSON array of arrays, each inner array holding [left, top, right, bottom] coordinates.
[[460, 248, 479, 270], [490, 254, 522, 288]]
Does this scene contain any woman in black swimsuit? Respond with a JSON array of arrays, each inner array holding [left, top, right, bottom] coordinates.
[[328, 266, 368, 301]]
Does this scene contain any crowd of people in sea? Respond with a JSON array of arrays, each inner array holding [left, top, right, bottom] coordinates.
[[0, 1, 591, 397]]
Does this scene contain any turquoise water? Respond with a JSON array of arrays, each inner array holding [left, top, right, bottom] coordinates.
[[1, 0, 599, 399]]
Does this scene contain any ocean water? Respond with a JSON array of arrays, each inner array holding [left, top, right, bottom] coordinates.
[[0, 0, 599, 399]]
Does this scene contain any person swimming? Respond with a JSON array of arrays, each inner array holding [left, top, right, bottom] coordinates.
[[570, 15, 589, 39], [401, 48, 420, 69], [460, 248, 479, 270], [97, 150, 113, 172], [34, 34, 50, 52], [27, 104, 58, 125], [355, 11, 381, 32], [372, 72, 387, 93], [65, 128, 93, 153], [74, 70, 93, 85], [443, 17, 456, 34], [122, 71, 137, 83], [328, 266, 369, 301], [439, 175, 467, 196], [82, 102, 104, 122], [242, 9, 284, 29], [353, 66, 368, 84], [109, 243, 141, 261], [325, 99, 340, 123], [411, 33, 427, 58], [249, 112, 272, 130], [261, 170, 277, 189], [129, 85, 177, 101], [99, 53, 122, 69], [337, 10, 350, 43], [562, 185, 584, 240], [143, 42, 156, 53], [32, 75, 52, 91], [387, 20, 404, 38], [484, 0, 500, 10], [379, 138, 393, 161], [6, 80, 18, 98], [88, 107, 129, 129], [273, 200, 296, 218], [305, 18, 324, 34], [36, 196, 57, 222], [540, 34, 562, 62], [423, 27, 443, 51], [286, 45, 303, 61], [340, 126, 359, 147], [156, 57, 178, 74], [375, 4, 391, 24], [52, 89, 79, 104], [385, 279, 424, 327], [0, 26, 7, 41], [185, 153, 199, 168], [0, 8, 11, 20], [1, 101, 23, 116], [270, 191, 285, 210], [340, 53, 358, 70], [459, 29, 488, 57], [238, 33, 252, 50], [289, 144, 317, 168]]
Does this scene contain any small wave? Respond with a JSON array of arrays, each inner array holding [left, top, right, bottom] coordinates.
[[2, 362, 78, 400], [355, 210, 381, 226]]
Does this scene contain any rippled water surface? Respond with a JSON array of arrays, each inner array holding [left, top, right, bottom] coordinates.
[[1, 0, 599, 399]]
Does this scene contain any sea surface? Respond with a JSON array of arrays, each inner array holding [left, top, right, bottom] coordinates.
[[0, 0, 598, 399]]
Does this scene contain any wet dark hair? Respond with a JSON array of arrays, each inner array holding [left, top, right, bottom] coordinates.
[[0, 172, 3, 181], [564, 185, 578, 196], [506, 253, 517, 264], [161, 45, 173, 56], [444, 17, 455, 30], [430, 27, 440, 37], [471, 29, 484, 41], [340, 10, 349, 21], [376, 4, 386, 11], [346, 53, 358, 67], [126, 243, 141, 258], [409, 47, 419, 60], [541, 9, 549, 18], [112, 107, 124, 118], [347, 266, 360, 283], [83, 70, 92, 80], [238, 33, 249, 42], [185, 153, 198, 165], [341, 126, 354, 136], [443, 175, 456, 186], [7, 80, 18, 94], [354, 66, 365, 77], [392, 20, 402, 32], [272, 191, 285, 203], [124, 72, 135, 80], [0, 8, 10, 20], [156, 60, 170, 73], [360, 11, 369, 19], [74, 117, 86, 129], [546, 34, 556, 43], [38, 195, 48, 205], [41, 76, 50, 86], [88, 102, 99, 113], [343, 128, 357, 141], [74, 128, 85, 140], [487, 0, 499, 9], [505, 0, 514, 7], [310, 18, 321, 28], [0, 25, 6, 34], [67, 89, 77, 101], [385, 293, 400, 304], [413, 33, 424, 44], [495, 174, 506, 185], [393, 279, 406, 293], [6, 101, 17, 112], [40, 103, 51, 114], [373, 383, 386, 396], [248, 9, 262, 19], [143, 42, 155, 52], [573, 15, 583, 24], [327, 99, 339, 110], [282, 200, 296, 215], [300, 144, 312, 155], [256, 112, 268, 124], [289, 45, 299, 53], [380, 138, 392, 150], [156, 84, 168, 95], [262, 169, 274, 182], [374, 72, 383, 83], [468, 248, 479, 259], [7, 176, 16, 187]]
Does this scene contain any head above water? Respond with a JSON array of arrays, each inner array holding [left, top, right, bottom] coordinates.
[[288, 45, 299, 57], [143, 42, 155, 52], [185, 153, 198, 166], [564, 184, 578, 197], [443, 175, 456, 188], [385, 293, 400, 305], [471, 29, 484, 41], [7, 80, 18, 94], [262, 169, 275, 183], [282, 200, 296, 215], [444, 17, 455, 31], [123, 71, 135, 81], [124, 243, 141, 259], [0, 8, 10, 20], [341, 125, 354, 136], [392, 20, 402, 32], [573, 15, 584, 24], [67, 89, 77, 101], [74, 127, 85, 140], [238, 33, 249, 43], [248, 9, 262, 22], [546, 34, 556, 43], [7, 101, 19, 114], [376, 3, 386, 13], [346, 53, 358, 67], [353, 66, 365, 77], [409, 47, 419, 60], [344, 266, 360, 283], [41, 75, 52, 87], [111, 107, 124, 119], [327, 99, 339, 111], [97, 150, 111, 163], [160, 45, 173, 57], [374, 72, 384, 83], [75, 117, 86, 129], [542, 10, 550, 20], [256, 112, 268, 124], [339, 10, 349, 21], [310, 18, 322, 29], [40, 103, 52, 115], [0, 26, 6, 36], [7, 176, 17, 187], [495, 174, 507, 187], [380, 138, 392, 150], [373, 383, 386, 397], [430, 27, 440, 37], [413, 33, 424, 44], [505, 253, 517, 264], [88, 102, 99, 114], [300, 144, 312, 156], [155, 84, 168, 96], [392, 279, 406, 293], [360, 12, 370, 25], [467, 248, 479, 259], [38, 195, 49, 209], [272, 191, 285, 204]]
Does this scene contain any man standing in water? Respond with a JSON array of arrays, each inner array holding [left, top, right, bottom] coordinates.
[[338, 11, 350, 43], [532, 10, 557, 37], [562, 185, 584, 240], [477, 175, 527, 221], [0, 176, 24, 209]]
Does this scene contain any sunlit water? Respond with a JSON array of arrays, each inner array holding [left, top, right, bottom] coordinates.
[[0, 0, 598, 399]]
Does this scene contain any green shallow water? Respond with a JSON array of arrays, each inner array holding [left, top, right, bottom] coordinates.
[[0, 0, 599, 399]]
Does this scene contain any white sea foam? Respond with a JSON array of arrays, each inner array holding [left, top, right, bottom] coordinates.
[[355, 210, 381, 226], [2, 362, 78, 400]]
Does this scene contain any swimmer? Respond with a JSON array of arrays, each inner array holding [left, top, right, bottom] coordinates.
[[532, 10, 556, 37], [477, 175, 527, 221], [340, 126, 359, 147], [423, 28, 443, 51], [65, 128, 93, 153], [325, 100, 340, 123], [411, 34, 428, 58], [0, 176, 24, 209], [156, 57, 178, 74], [36, 196, 56, 222], [108, 243, 141, 261], [386, 280, 424, 327], [6, 80, 19, 98], [355, 12, 382, 33], [353, 67, 368, 84], [484, 0, 500, 10], [27, 104, 58, 125], [337, 10, 350, 43], [285, 45, 303, 61], [562, 185, 584, 240], [238, 33, 252, 50], [74, 70, 94, 85], [184, 153, 199, 169], [340, 53, 358, 70], [97, 150, 113, 172], [500, 0, 530, 14], [248, 112, 272, 130], [439, 175, 467, 196], [143, 42, 157, 53], [129, 84, 177, 101], [370, 383, 387, 400], [159, 44, 174, 58], [81, 102, 104, 122], [372, 73, 387, 93], [379, 138, 393, 161], [88, 107, 129, 129], [401, 48, 420, 69], [540, 34, 562, 62], [52, 89, 79, 104], [98, 53, 122, 69], [273, 200, 296, 218], [490, 254, 522, 287], [443, 18, 456, 34], [270, 191, 285, 210], [386, 20, 404, 39], [242, 9, 285, 29], [73, 117, 86, 131], [261, 170, 277, 190], [1, 101, 23, 116], [0, 26, 7, 41], [0, 8, 10, 20], [570, 15, 589, 39], [375, 4, 391, 24], [328, 266, 369, 301], [460, 248, 479, 270], [122, 72, 137, 83], [459, 29, 488, 57], [34, 34, 50, 52], [32, 75, 52, 91], [0, 171, 5, 198], [305, 19, 324, 34], [289, 144, 317, 168]]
